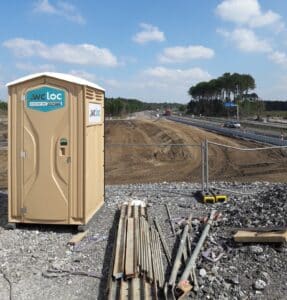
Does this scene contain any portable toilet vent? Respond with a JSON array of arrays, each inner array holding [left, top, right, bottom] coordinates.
[[6, 72, 104, 228]]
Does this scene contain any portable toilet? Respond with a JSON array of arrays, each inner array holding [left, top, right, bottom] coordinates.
[[6, 72, 104, 229]]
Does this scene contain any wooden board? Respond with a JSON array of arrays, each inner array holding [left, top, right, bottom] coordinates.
[[68, 230, 89, 245], [234, 230, 287, 243], [125, 217, 135, 277]]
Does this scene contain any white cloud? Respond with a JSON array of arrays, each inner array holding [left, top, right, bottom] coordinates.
[[102, 67, 212, 102], [3, 38, 118, 67], [217, 28, 272, 53], [133, 23, 165, 44], [16, 62, 56, 72], [34, 0, 86, 24], [69, 70, 97, 82], [159, 45, 215, 63], [216, 0, 283, 30], [268, 51, 287, 67], [143, 66, 211, 82]]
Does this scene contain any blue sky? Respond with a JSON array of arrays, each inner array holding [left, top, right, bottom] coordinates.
[[1, 0, 287, 103]]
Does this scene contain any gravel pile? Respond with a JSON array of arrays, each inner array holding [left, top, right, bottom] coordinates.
[[0, 182, 286, 299]]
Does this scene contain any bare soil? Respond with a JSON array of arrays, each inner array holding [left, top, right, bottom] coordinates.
[[0, 117, 286, 189], [105, 118, 287, 184]]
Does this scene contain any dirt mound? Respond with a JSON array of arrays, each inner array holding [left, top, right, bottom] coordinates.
[[105, 119, 287, 184]]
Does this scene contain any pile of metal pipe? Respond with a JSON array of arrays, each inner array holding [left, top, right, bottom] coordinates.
[[108, 201, 164, 300], [175, 210, 217, 299]]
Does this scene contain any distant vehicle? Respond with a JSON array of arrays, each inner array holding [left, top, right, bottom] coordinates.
[[223, 120, 241, 128], [163, 108, 172, 116]]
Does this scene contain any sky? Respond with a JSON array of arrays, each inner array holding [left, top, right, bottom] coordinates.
[[0, 0, 287, 103]]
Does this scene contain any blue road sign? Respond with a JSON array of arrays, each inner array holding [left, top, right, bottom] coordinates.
[[224, 102, 237, 108]]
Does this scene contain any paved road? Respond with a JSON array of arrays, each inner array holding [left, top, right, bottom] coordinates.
[[168, 116, 287, 146]]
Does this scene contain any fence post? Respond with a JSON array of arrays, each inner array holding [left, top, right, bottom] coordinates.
[[201, 142, 205, 191], [205, 139, 209, 191]]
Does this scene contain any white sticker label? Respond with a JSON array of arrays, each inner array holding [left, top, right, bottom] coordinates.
[[89, 103, 101, 124]]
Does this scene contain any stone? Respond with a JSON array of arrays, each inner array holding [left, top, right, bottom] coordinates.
[[230, 275, 240, 285], [253, 279, 267, 290], [199, 268, 207, 278], [249, 246, 263, 254]]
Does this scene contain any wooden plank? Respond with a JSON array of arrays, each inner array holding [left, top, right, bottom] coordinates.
[[131, 278, 141, 300], [134, 205, 139, 275], [234, 230, 287, 243], [120, 279, 129, 300], [125, 218, 135, 277], [113, 213, 127, 279], [68, 230, 88, 245]]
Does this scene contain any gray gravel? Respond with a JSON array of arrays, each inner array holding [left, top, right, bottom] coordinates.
[[0, 181, 286, 300]]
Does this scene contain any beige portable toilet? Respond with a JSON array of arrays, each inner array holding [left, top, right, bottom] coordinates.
[[6, 72, 104, 230]]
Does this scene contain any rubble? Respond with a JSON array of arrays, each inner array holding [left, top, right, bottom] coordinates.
[[0, 181, 286, 299], [253, 279, 267, 290]]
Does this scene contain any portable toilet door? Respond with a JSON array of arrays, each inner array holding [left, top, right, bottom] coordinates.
[[7, 72, 105, 225]]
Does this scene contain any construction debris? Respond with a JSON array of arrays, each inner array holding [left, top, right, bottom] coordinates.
[[154, 217, 172, 266], [176, 210, 217, 299], [108, 201, 164, 300], [68, 230, 89, 246], [42, 268, 102, 279], [165, 204, 176, 235], [234, 229, 287, 243], [195, 189, 228, 203]]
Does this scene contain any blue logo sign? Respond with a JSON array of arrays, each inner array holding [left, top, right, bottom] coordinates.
[[224, 102, 237, 108], [26, 86, 65, 112]]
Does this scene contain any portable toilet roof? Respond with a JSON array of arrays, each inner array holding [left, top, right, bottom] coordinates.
[[6, 72, 105, 91]]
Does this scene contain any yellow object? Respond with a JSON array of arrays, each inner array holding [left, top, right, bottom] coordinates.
[[203, 195, 216, 203], [7, 72, 105, 225], [214, 194, 228, 202]]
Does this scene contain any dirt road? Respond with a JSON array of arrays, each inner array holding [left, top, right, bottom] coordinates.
[[105, 118, 287, 184]]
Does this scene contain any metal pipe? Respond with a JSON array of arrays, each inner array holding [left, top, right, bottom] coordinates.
[[154, 218, 172, 266], [179, 210, 216, 282], [165, 204, 176, 235], [168, 224, 189, 286], [155, 230, 165, 288]]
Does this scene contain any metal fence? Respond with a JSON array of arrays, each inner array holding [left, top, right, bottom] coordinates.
[[204, 140, 287, 193], [1, 140, 286, 193], [105, 140, 287, 194]]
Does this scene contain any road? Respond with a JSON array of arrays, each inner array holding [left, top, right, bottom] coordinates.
[[168, 116, 287, 146]]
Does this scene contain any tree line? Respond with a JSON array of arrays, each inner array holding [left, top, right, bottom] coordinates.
[[189, 72, 256, 102], [187, 72, 259, 117], [105, 97, 185, 116]]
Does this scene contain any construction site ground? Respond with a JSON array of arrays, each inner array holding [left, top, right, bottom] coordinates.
[[0, 182, 286, 300], [0, 115, 286, 299], [105, 117, 287, 185]]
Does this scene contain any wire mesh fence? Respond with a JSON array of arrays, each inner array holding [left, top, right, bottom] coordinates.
[[206, 140, 287, 192], [1, 139, 286, 192], [105, 141, 287, 189]]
